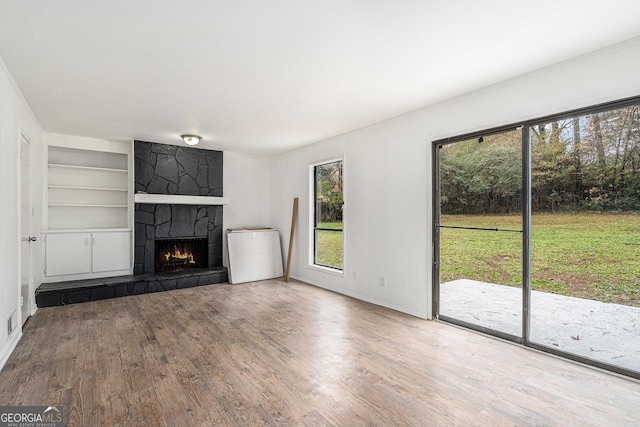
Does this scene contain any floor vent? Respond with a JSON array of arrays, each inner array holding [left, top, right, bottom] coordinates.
[[7, 310, 16, 336]]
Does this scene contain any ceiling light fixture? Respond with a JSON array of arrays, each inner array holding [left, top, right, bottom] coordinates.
[[181, 134, 201, 146]]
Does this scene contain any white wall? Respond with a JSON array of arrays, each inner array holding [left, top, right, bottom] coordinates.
[[223, 151, 272, 265], [271, 38, 640, 320], [0, 58, 43, 370]]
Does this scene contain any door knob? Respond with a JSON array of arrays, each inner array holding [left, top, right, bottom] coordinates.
[[28, 236, 37, 242]]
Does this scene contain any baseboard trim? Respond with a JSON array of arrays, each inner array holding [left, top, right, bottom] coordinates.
[[0, 329, 22, 372], [288, 274, 429, 320]]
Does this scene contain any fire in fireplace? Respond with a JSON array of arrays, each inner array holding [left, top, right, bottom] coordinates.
[[154, 237, 208, 272]]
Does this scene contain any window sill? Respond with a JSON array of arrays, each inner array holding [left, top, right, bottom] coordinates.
[[307, 264, 344, 277]]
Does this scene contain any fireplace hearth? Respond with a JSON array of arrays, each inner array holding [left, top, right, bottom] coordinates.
[[155, 237, 208, 272]]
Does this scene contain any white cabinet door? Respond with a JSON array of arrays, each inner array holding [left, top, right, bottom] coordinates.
[[92, 231, 131, 272], [45, 233, 92, 276]]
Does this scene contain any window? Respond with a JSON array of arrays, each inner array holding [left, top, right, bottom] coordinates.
[[311, 159, 344, 270]]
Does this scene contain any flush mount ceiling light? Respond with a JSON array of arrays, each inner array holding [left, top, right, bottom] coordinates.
[[181, 134, 201, 146]]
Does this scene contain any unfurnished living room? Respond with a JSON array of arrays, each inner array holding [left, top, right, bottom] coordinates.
[[1, 1, 640, 426]]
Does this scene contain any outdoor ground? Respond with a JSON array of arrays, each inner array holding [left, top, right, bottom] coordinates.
[[440, 279, 640, 373], [316, 222, 343, 269], [440, 212, 640, 307]]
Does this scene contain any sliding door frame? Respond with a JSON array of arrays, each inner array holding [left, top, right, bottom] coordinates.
[[432, 94, 640, 380], [433, 123, 524, 344]]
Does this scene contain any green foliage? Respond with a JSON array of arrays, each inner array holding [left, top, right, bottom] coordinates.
[[440, 130, 522, 214], [315, 161, 343, 223], [441, 105, 640, 214]]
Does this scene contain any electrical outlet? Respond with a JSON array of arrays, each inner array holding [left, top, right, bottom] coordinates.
[[379, 276, 386, 287], [20, 296, 24, 307], [352, 272, 357, 281]]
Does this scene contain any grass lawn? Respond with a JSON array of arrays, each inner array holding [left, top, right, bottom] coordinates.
[[439, 212, 640, 306], [316, 222, 343, 269]]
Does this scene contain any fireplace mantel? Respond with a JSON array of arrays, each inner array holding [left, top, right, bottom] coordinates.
[[134, 193, 229, 205]]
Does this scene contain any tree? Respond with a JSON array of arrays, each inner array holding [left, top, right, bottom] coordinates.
[[316, 161, 343, 223], [440, 105, 640, 214], [440, 130, 521, 215]]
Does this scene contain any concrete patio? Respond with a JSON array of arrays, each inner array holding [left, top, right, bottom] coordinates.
[[440, 279, 640, 373]]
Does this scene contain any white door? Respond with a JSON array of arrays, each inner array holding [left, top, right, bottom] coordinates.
[[20, 135, 32, 325]]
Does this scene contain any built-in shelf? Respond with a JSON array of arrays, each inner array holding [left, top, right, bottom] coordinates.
[[43, 228, 132, 234], [47, 142, 131, 231], [49, 204, 129, 208], [49, 163, 128, 173], [44, 137, 133, 281], [135, 193, 229, 205], [49, 185, 128, 192]]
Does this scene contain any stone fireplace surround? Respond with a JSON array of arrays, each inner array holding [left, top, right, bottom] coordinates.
[[133, 140, 227, 279]]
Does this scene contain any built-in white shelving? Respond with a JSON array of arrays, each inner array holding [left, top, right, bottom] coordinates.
[[49, 204, 129, 208], [48, 163, 128, 173], [47, 144, 130, 230], [43, 135, 134, 282], [49, 185, 128, 191]]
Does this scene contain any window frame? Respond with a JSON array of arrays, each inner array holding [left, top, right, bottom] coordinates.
[[309, 157, 345, 274]]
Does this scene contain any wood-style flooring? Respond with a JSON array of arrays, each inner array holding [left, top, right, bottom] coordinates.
[[1, 279, 639, 426]]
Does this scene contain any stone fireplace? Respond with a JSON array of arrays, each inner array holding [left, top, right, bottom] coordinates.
[[134, 141, 225, 276], [134, 203, 222, 274], [35, 141, 228, 308]]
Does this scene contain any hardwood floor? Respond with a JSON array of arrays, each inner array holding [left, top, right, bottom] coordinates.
[[1, 279, 639, 426]]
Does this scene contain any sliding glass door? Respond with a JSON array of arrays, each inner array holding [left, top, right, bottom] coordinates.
[[528, 105, 640, 375], [436, 129, 523, 339], [434, 97, 640, 379]]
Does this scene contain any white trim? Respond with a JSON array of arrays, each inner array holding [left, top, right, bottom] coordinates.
[[0, 330, 22, 372], [307, 264, 344, 277], [47, 133, 130, 154], [49, 185, 128, 192], [18, 128, 32, 327], [49, 204, 128, 208], [41, 268, 132, 283], [290, 274, 429, 320], [134, 193, 229, 205], [48, 164, 127, 173], [308, 156, 345, 273], [308, 156, 344, 169], [17, 128, 24, 327], [43, 228, 131, 234], [0, 57, 43, 135]]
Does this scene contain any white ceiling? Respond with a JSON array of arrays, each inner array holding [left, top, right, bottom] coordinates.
[[2, 1, 640, 156]]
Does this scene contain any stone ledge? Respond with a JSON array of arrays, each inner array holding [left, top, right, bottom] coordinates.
[[35, 267, 228, 307]]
